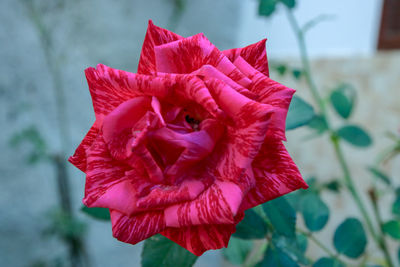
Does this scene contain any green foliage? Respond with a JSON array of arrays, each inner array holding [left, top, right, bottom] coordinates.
[[263, 197, 296, 237], [323, 180, 341, 193], [9, 125, 48, 164], [286, 95, 315, 130], [330, 83, 356, 119], [258, 0, 278, 17], [308, 114, 329, 134], [292, 69, 303, 80], [141, 235, 197, 267], [337, 125, 372, 147], [81, 205, 110, 221], [333, 218, 367, 258], [313, 257, 344, 267], [367, 166, 391, 185], [258, 0, 296, 17], [301, 193, 330, 232], [257, 245, 299, 267], [44, 209, 87, 243], [393, 192, 400, 217], [234, 209, 268, 239], [272, 234, 310, 265], [222, 237, 253, 265], [382, 220, 400, 240]]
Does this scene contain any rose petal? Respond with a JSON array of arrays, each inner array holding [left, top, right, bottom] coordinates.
[[161, 212, 244, 256], [138, 20, 182, 75], [233, 56, 295, 140], [111, 209, 166, 244], [164, 181, 243, 227], [223, 39, 269, 76], [240, 139, 308, 212], [69, 120, 101, 172], [154, 33, 252, 87]]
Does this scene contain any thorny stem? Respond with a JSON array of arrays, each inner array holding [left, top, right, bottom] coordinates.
[[285, 8, 394, 267]]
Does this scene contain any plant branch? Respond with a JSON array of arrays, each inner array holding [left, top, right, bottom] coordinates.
[[284, 8, 394, 267]]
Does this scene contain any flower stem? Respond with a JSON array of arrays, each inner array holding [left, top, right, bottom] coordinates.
[[297, 228, 340, 262], [284, 8, 394, 267]]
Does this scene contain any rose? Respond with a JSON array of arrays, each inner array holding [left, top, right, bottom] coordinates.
[[69, 20, 307, 256]]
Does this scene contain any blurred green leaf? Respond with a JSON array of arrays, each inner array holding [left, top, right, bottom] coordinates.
[[280, 0, 296, 8], [141, 234, 197, 267], [313, 257, 344, 267], [337, 125, 372, 147], [308, 114, 328, 134], [292, 69, 302, 80], [297, 233, 308, 253], [222, 237, 253, 265], [367, 166, 391, 185], [258, 0, 278, 17], [330, 83, 356, 119], [234, 209, 268, 239], [263, 197, 296, 237], [333, 218, 367, 258], [274, 64, 288, 76], [81, 206, 110, 221], [382, 220, 400, 240], [257, 245, 299, 267], [398, 247, 400, 265], [286, 95, 315, 130], [393, 194, 400, 217], [323, 180, 341, 193], [301, 193, 330, 232], [272, 234, 310, 265]]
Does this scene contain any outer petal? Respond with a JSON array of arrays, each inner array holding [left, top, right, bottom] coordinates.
[[161, 212, 244, 256], [233, 56, 295, 140], [69, 120, 101, 172], [240, 139, 308, 211], [223, 39, 269, 76], [111, 209, 166, 244], [154, 33, 252, 87], [138, 20, 182, 75]]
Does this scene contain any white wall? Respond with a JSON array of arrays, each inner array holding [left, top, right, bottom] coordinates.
[[237, 0, 383, 59]]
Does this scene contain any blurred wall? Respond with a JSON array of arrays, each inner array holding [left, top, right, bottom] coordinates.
[[238, 0, 383, 59]]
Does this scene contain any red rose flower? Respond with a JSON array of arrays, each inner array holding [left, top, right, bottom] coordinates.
[[69, 20, 307, 256]]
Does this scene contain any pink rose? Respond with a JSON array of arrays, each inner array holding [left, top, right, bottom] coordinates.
[[69, 20, 307, 256]]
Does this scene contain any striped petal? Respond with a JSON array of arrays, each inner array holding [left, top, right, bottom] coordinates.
[[233, 56, 295, 140], [154, 33, 252, 87], [111, 209, 166, 244], [161, 212, 244, 256], [240, 139, 308, 212], [69, 120, 101, 172], [223, 39, 269, 76], [138, 20, 182, 75]]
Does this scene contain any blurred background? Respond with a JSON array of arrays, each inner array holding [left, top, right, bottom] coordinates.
[[1, 0, 399, 266]]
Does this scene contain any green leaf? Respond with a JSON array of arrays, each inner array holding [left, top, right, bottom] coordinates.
[[280, 0, 296, 9], [398, 247, 400, 265], [297, 233, 308, 254], [333, 218, 367, 258], [257, 245, 299, 267], [272, 234, 310, 265], [141, 235, 198, 267], [292, 68, 302, 80], [367, 166, 391, 185], [263, 197, 296, 237], [81, 206, 110, 221], [258, 0, 278, 17], [393, 195, 400, 217], [323, 180, 341, 193], [286, 95, 315, 130], [337, 125, 372, 147], [382, 220, 400, 240], [301, 193, 330, 232], [274, 64, 287, 76], [313, 257, 345, 267], [308, 115, 328, 134], [234, 209, 268, 239], [222, 237, 253, 265], [330, 83, 356, 119]]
